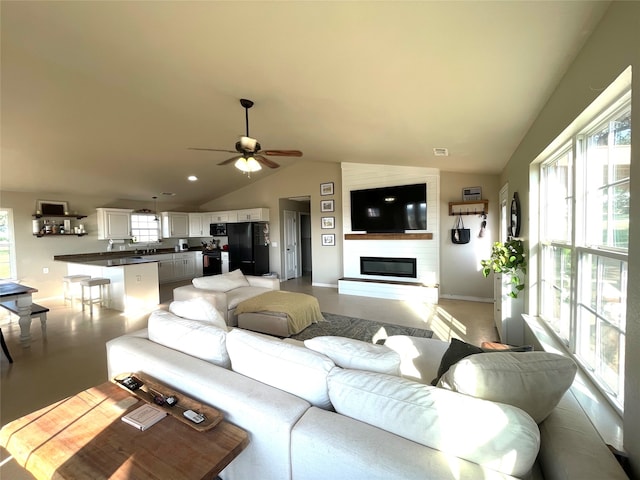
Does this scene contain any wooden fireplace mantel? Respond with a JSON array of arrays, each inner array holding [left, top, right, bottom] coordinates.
[[344, 233, 433, 240]]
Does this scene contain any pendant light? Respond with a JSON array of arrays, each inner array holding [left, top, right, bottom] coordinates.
[[152, 196, 159, 221]]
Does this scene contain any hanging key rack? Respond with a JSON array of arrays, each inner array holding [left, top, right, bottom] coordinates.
[[448, 200, 489, 216]]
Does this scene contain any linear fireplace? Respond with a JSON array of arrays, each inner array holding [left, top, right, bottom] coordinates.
[[360, 256, 417, 278]]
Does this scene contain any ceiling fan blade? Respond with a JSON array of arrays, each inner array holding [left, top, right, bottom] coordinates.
[[262, 150, 303, 157], [188, 147, 237, 153], [255, 155, 280, 168], [217, 155, 240, 166]]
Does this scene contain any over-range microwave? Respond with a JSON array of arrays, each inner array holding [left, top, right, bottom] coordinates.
[[210, 223, 227, 236]]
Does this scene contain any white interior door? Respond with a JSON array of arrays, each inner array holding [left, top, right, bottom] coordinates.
[[284, 210, 298, 280]]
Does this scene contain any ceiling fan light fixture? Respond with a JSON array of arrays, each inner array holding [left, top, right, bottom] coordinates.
[[189, 98, 302, 170], [234, 156, 262, 173], [246, 157, 262, 172]]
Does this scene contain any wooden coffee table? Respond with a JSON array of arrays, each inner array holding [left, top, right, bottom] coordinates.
[[0, 382, 248, 479]]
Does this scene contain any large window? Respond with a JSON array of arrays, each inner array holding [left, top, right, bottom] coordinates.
[[539, 94, 630, 412], [0, 209, 17, 279]]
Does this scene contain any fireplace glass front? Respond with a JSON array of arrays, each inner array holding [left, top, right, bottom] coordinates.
[[360, 257, 417, 278]]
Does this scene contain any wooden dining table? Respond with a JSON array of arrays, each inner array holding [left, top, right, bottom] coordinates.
[[0, 281, 38, 346]]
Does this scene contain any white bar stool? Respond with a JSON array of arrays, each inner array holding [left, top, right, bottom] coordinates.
[[63, 275, 91, 305], [80, 277, 111, 315]]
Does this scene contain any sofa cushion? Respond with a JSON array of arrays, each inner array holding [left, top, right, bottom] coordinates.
[[304, 336, 401, 375], [168, 298, 227, 330], [432, 338, 534, 385], [327, 369, 540, 478], [192, 268, 250, 292], [384, 336, 451, 384], [226, 329, 336, 409], [147, 310, 230, 368], [438, 351, 577, 423]]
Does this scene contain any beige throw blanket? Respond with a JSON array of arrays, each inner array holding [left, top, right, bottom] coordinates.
[[235, 291, 325, 334]]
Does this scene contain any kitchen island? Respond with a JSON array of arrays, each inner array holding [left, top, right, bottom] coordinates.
[[55, 255, 160, 313]]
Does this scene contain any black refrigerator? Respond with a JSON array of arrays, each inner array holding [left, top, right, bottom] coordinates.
[[227, 222, 270, 276]]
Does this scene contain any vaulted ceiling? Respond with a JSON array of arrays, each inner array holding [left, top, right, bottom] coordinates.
[[1, 1, 610, 207]]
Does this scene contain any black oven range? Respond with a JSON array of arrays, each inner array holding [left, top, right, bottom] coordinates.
[[202, 250, 222, 276]]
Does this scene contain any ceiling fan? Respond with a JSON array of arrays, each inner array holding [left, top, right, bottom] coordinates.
[[188, 98, 302, 174]]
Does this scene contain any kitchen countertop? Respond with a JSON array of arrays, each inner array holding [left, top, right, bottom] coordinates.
[[66, 257, 159, 268], [53, 247, 203, 267]]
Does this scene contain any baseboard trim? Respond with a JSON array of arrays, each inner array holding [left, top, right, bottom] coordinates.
[[439, 294, 493, 303], [312, 282, 338, 288]]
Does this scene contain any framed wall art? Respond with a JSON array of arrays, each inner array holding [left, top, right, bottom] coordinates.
[[36, 200, 69, 215], [320, 182, 334, 196], [321, 234, 335, 246], [462, 186, 482, 201], [320, 199, 334, 212], [321, 216, 335, 229]]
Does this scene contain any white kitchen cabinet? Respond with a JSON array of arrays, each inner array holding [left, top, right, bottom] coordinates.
[[221, 251, 229, 274], [157, 260, 174, 283], [194, 251, 203, 277], [235, 208, 269, 222], [155, 252, 199, 284], [96, 208, 133, 240], [189, 213, 216, 237], [161, 212, 189, 238], [210, 211, 237, 223], [173, 252, 196, 280], [188, 213, 205, 237], [153, 254, 175, 284]]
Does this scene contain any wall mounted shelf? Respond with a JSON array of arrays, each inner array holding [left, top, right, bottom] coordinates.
[[34, 233, 88, 238], [449, 200, 489, 216], [344, 233, 433, 240], [33, 213, 87, 219]]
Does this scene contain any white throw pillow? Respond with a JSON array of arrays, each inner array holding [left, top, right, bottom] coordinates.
[[438, 351, 577, 423], [305, 336, 401, 375], [169, 298, 227, 330], [192, 269, 250, 292], [147, 310, 230, 368], [328, 369, 540, 478], [226, 329, 335, 409]]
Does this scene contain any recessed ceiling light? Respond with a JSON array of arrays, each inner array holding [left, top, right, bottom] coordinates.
[[433, 148, 449, 156], [187, 175, 198, 182]]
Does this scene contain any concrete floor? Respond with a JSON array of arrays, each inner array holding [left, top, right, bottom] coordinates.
[[0, 276, 496, 478]]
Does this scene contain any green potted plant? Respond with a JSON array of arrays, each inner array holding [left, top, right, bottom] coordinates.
[[481, 239, 527, 298]]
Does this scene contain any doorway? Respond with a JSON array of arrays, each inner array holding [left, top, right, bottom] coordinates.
[[300, 213, 311, 275], [280, 197, 311, 280]]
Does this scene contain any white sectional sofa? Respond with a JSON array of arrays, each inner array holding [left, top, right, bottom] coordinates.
[[173, 269, 280, 326], [105, 309, 628, 480]]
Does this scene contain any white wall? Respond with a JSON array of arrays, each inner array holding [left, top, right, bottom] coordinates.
[[439, 172, 500, 301], [341, 163, 439, 286], [500, 2, 640, 475]]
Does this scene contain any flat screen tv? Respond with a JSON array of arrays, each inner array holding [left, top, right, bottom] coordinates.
[[350, 183, 427, 233]]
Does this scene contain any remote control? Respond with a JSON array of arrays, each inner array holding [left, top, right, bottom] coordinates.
[[119, 376, 143, 391], [183, 409, 205, 424]]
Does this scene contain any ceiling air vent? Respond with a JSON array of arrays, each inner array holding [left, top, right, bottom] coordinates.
[[433, 148, 449, 157]]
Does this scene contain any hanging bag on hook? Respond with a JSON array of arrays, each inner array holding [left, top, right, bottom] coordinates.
[[451, 215, 471, 244]]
